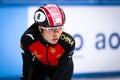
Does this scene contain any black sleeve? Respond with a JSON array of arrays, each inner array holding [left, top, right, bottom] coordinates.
[[58, 32, 75, 67], [20, 34, 35, 80], [59, 40, 75, 65]]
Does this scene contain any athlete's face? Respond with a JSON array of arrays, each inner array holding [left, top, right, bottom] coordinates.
[[39, 26, 63, 44]]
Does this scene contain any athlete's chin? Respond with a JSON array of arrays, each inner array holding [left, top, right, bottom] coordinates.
[[51, 40, 59, 44]]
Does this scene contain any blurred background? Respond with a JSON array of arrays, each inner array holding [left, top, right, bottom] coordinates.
[[0, 0, 120, 80]]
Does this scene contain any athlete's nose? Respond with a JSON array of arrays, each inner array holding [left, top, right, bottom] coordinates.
[[54, 29, 60, 37]]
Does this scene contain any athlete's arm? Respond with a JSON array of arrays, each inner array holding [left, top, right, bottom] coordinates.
[[20, 34, 35, 80]]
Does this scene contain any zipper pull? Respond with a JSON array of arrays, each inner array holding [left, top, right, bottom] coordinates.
[[46, 44, 49, 47]]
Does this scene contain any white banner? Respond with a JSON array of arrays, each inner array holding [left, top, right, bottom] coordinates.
[[28, 6, 120, 74]]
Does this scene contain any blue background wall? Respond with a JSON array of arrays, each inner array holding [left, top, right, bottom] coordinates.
[[0, 6, 27, 78]]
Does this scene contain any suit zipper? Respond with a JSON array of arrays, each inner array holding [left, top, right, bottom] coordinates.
[[46, 44, 50, 65]]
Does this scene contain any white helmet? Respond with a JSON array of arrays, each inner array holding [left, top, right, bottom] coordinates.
[[34, 4, 65, 27]]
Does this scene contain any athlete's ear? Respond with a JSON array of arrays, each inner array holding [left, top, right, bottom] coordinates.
[[38, 25, 43, 32]]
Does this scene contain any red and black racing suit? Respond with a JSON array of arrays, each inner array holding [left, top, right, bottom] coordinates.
[[20, 23, 75, 80]]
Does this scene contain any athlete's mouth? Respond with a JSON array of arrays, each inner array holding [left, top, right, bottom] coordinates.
[[53, 38, 59, 41]]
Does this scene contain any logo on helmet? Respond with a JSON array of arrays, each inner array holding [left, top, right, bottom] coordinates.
[[34, 11, 46, 22], [54, 18, 62, 26]]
